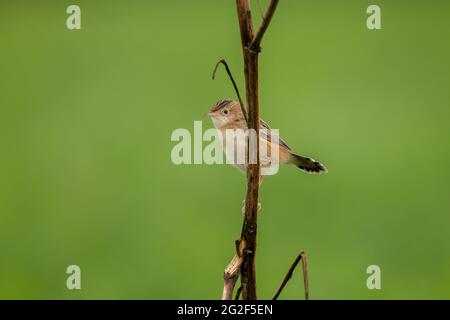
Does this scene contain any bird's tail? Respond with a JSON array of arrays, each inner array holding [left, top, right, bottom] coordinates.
[[290, 154, 327, 174]]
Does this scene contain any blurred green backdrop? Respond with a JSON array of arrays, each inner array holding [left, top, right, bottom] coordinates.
[[0, 0, 449, 299]]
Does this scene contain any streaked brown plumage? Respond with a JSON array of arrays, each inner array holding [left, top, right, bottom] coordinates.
[[205, 100, 327, 175]]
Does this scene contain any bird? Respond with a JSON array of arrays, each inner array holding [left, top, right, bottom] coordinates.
[[204, 99, 327, 178]]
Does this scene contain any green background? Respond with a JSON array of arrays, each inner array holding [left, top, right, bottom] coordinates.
[[1, 0, 449, 299]]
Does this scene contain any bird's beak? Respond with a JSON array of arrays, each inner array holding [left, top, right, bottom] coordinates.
[[204, 112, 213, 117]]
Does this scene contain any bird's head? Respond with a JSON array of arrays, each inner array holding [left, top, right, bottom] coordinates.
[[204, 100, 244, 129]]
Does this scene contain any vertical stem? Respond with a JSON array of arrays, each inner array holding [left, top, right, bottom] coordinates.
[[236, 0, 260, 300], [240, 50, 260, 300], [234, 0, 279, 300]]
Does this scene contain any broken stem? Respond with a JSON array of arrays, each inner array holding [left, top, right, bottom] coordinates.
[[272, 251, 309, 300], [222, 254, 243, 300]]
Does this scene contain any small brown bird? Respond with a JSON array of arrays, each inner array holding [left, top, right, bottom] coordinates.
[[205, 99, 327, 176]]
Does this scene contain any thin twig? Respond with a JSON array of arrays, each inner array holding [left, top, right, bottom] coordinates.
[[301, 252, 309, 300], [234, 286, 243, 300], [250, 0, 279, 52], [272, 251, 309, 300], [212, 58, 248, 123]]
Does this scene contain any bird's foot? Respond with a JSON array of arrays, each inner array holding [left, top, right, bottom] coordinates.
[[241, 200, 261, 216]]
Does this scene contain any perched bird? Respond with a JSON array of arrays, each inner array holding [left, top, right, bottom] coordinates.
[[205, 99, 327, 177]]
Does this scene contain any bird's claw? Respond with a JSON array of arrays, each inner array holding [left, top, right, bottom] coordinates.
[[241, 200, 261, 216]]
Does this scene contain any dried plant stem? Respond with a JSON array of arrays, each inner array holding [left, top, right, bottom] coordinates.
[[219, 0, 280, 300], [222, 254, 243, 300], [218, 0, 311, 301], [272, 251, 309, 300], [212, 58, 247, 123], [235, 0, 279, 300]]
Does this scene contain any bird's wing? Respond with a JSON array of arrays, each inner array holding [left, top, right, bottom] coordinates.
[[259, 119, 292, 151]]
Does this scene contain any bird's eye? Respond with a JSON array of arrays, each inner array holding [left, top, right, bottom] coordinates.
[[222, 109, 229, 115]]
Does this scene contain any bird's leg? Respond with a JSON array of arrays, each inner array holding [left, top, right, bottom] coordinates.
[[241, 176, 264, 215], [241, 201, 262, 215]]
